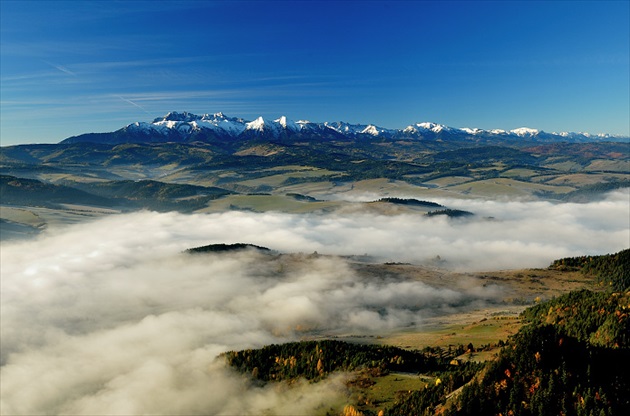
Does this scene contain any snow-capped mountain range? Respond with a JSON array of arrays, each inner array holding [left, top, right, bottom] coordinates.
[[61, 111, 627, 145]]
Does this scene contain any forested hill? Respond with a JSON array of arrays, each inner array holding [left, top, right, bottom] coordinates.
[[185, 243, 271, 254], [425, 250, 630, 415], [222, 340, 444, 382], [549, 249, 629, 291], [221, 249, 630, 416], [445, 315, 629, 416]]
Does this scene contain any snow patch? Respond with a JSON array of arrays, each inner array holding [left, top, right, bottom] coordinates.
[[106, 111, 627, 144], [510, 127, 540, 136]]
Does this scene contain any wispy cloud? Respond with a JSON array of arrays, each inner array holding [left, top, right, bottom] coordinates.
[[114, 95, 150, 114], [43, 60, 77, 77]]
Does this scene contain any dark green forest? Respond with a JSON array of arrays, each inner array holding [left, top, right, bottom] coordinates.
[[185, 243, 271, 254], [550, 249, 629, 291], [376, 198, 444, 208], [0, 174, 110, 207], [0, 174, 232, 212], [222, 340, 474, 382], [441, 289, 630, 416], [425, 209, 474, 218]]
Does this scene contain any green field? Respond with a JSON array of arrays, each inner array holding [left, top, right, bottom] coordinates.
[[362, 372, 431, 410]]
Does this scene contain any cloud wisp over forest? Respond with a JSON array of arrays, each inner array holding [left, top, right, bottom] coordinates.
[[1, 191, 628, 414]]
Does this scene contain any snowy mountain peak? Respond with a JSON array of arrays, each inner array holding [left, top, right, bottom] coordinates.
[[276, 115, 288, 126], [274, 116, 301, 131], [246, 116, 267, 132], [63, 111, 627, 145], [510, 127, 540, 136], [361, 125, 382, 136], [416, 122, 441, 130], [157, 111, 198, 122], [461, 127, 484, 135], [322, 121, 393, 137], [405, 122, 450, 134]]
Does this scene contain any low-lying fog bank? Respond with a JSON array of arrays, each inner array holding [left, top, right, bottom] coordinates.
[[1, 191, 628, 414]]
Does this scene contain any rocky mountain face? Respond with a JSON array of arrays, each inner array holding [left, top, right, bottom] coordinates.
[[60, 111, 627, 145]]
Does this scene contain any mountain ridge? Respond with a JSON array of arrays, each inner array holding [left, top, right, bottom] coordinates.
[[60, 111, 628, 146]]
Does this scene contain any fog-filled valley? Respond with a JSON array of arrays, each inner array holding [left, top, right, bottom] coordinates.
[[3, 0, 630, 412], [1, 189, 628, 414]]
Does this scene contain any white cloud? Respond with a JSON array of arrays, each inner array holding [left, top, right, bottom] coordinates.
[[1, 191, 627, 414]]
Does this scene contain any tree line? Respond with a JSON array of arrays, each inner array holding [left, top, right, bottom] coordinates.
[[549, 249, 629, 291]]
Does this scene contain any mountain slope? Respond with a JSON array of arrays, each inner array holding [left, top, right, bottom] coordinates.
[[0, 175, 233, 212], [60, 111, 627, 145], [0, 174, 112, 208]]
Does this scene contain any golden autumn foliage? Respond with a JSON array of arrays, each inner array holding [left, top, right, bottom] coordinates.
[[341, 404, 364, 416]]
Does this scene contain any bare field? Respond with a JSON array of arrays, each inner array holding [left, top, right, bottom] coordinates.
[[585, 159, 630, 172], [237, 168, 339, 188], [447, 177, 575, 198], [500, 168, 541, 179], [200, 194, 345, 213], [276, 180, 342, 196], [542, 161, 584, 172], [424, 176, 474, 186], [0, 206, 45, 226], [543, 172, 628, 186], [320, 179, 476, 201], [0, 204, 120, 236]]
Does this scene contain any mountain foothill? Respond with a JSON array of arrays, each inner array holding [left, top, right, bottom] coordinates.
[[1, 111, 628, 217]]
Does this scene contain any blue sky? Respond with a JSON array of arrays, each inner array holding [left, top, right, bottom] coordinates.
[[1, 0, 628, 145]]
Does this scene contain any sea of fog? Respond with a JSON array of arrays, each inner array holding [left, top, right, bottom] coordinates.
[[1, 191, 628, 414]]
